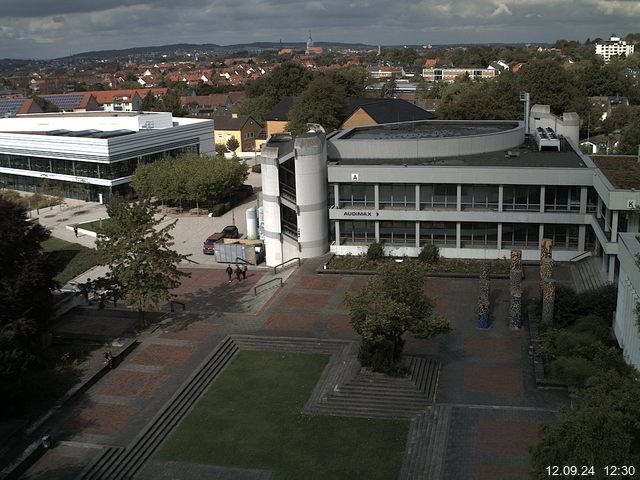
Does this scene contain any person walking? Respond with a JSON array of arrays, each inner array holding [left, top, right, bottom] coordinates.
[[235, 265, 242, 281], [225, 264, 233, 283], [73, 224, 78, 237], [242, 264, 248, 280]]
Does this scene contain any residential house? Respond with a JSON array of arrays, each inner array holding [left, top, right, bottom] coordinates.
[[40, 93, 101, 112], [0, 97, 43, 117], [422, 65, 498, 82], [180, 94, 233, 118], [215, 114, 262, 152], [340, 98, 435, 129]]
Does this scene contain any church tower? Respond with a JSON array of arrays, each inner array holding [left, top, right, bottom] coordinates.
[[306, 31, 313, 54]]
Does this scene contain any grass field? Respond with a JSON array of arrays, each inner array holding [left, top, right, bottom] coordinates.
[[42, 237, 99, 284], [76, 218, 112, 233], [156, 350, 409, 480]]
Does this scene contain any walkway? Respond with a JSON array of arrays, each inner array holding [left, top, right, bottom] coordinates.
[[17, 258, 568, 480]]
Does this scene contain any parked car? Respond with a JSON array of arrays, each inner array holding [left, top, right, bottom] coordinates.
[[202, 225, 240, 254]]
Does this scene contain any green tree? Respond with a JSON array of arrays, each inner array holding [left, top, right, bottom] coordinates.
[[286, 76, 347, 135], [344, 262, 451, 374], [245, 61, 313, 100], [92, 197, 190, 324], [326, 65, 371, 97], [0, 197, 56, 408], [618, 108, 640, 154], [236, 95, 274, 125], [215, 143, 228, 155], [226, 136, 240, 152], [530, 370, 640, 479], [140, 90, 159, 111], [31, 95, 59, 112]]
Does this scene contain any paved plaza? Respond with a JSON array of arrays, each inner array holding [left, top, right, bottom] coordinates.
[[11, 254, 569, 480]]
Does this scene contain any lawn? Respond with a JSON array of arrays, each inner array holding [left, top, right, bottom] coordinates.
[[42, 237, 99, 284], [156, 351, 409, 480], [76, 218, 112, 233]]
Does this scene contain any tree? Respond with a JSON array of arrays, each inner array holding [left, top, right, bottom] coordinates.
[[31, 95, 59, 112], [344, 262, 451, 374], [618, 108, 640, 154], [140, 90, 159, 111], [0, 197, 56, 407], [286, 76, 347, 135], [530, 370, 640, 478], [92, 196, 190, 324], [245, 61, 313, 100], [236, 95, 274, 125], [226, 136, 240, 152], [326, 65, 371, 97], [215, 143, 228, 155]]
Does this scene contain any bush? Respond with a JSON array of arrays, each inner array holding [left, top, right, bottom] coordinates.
[[549, 356, 594, 387], [366, 242, 385, 260], [251, 164, 261, 173], [210, 202, 231, 217], [418, 244, 439, 263], [553, 284, 617, 327]]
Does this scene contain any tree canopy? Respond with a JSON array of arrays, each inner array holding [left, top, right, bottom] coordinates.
[[91, 197, 190, 323], [344, 262, 451, 373], [530, 369, 640, 478], [286, 76, 347, 135], [131, 153, 249, 208], [0, 197, 56, 405]]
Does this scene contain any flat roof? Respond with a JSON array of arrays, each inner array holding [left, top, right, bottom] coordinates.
[[338, 121, 519, 140], [592, 155, 640, 189], [330, 137, 587, 169]]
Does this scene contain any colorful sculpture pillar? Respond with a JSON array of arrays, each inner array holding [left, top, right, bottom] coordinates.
[[477, 261, 491, 328], [541, 278, 556, 324], [510, 249, 523, 329]]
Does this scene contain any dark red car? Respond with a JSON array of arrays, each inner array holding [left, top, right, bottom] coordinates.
[[202, 225, 239, 254]]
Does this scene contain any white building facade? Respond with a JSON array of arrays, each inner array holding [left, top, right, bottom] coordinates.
[[595, 36, 635, 63], [0, 112, 214, 202], [614, 233, 640, 370], [260, 109, 640, 285]]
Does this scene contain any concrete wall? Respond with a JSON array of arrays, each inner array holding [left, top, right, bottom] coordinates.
[[260, 145, 284, 266], [294, 133, 329, 258]]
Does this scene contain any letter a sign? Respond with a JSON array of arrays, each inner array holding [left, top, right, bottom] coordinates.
[[351, 173, 359, 181]]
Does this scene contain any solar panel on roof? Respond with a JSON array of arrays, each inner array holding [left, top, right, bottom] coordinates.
[[91, 129, 135, 139], [68, 129, 100, 137], [42, 94, 85, 109], [0, 99, 26, 115]]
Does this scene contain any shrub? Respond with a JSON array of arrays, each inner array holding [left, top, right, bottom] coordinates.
[[251, 164, 261, 173], [549, 356, 594, 387], [210, 202, 231, 217], [418, 244, 439, 263], [553, 284, 617, 327], [366, 241, 384, 260]]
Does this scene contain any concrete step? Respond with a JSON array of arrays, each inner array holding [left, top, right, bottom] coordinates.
[[80, 336, 239, 480]]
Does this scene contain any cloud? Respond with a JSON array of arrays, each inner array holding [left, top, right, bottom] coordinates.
[[0, 0, 638, 58]]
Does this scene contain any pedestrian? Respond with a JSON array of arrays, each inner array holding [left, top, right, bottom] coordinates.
[[73, 224, 78, 237], [242, 264, 248, 279], [225, 264, 233, 283], [104, 350, 114, 369], [235, 265, 242, 281]]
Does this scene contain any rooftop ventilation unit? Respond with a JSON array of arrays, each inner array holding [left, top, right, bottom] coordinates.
[[534, 126, 560, 151]]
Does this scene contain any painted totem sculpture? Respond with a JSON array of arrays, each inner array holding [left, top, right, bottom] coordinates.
[[477, 261, 491, 328]]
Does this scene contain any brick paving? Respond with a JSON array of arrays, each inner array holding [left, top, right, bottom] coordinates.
[[21, 260, 571, 480]]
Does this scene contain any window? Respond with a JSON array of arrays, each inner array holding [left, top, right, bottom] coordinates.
[[420, 222, 456, 246], [503, 186, 540, 211], [461, 185, 498, 210], [544, 186, 581, 212], [544, 224, 579, 249], [461, 223, 498, 247], [339, 221, 375, 244], [587, 187, 598, 213], [338, 183, 374, 207], [502, 223, 539, 247], [379, 184, 415, 209], [379, 221, 416, 245], [281, 205, 297, 239], [420, 184, 456, 209]]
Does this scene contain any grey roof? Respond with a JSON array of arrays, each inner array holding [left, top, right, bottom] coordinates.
[[329, 139, 587, 169]]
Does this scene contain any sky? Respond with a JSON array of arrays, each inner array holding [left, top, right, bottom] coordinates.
[[0, 0, 638, 59]]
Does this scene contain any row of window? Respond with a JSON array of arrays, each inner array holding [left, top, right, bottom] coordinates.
[[333, 183, 597, 213], [337, 221, 582, 249], [0, 145, 199, 180]]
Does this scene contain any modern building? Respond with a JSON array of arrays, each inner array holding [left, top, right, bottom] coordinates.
[[614, 233, 640, 370], [595, 35, 635, 63], [421, 66, 498, 82], [259, 107, 640, 286], [0, 111, 214, 202]]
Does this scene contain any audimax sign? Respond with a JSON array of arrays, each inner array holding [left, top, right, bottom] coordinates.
[[343, 210, 379, 217]]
